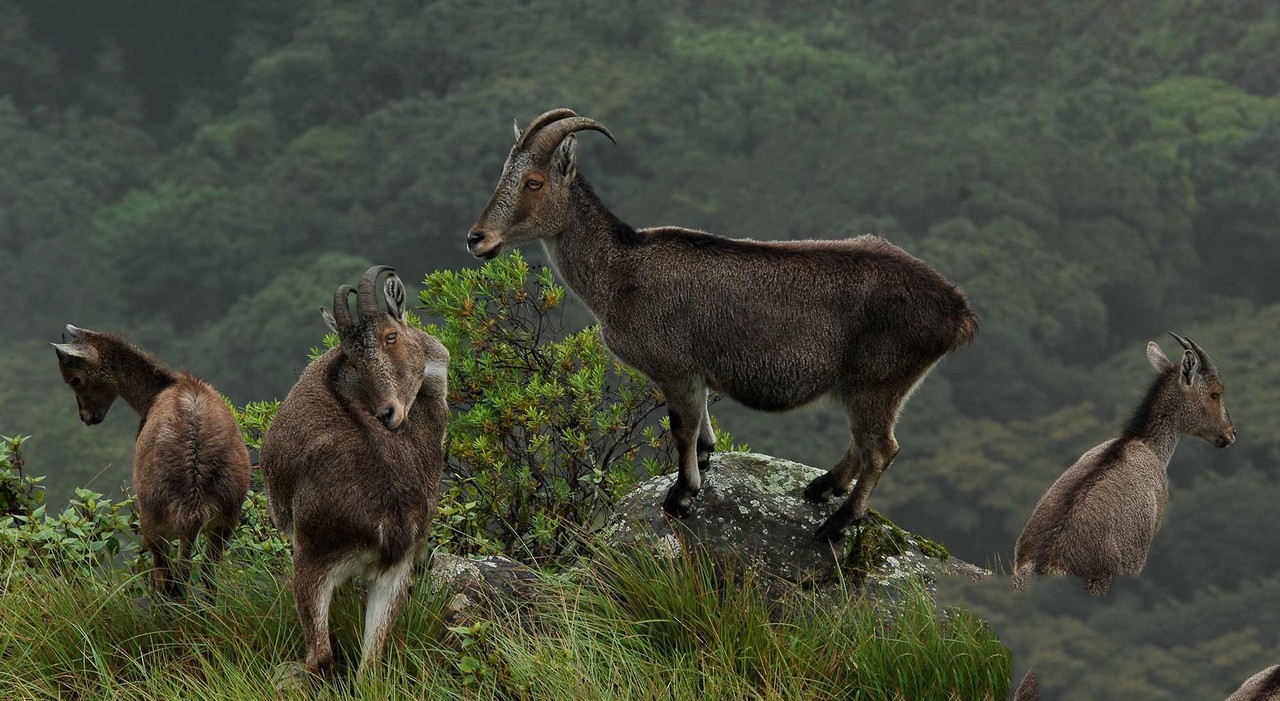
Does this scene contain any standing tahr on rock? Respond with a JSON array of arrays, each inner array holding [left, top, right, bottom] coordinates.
[[53, 325, 251, 599], [466, 108, 978, 540], [1013, 334, 1235, 595], [261, 266, 450, 681]]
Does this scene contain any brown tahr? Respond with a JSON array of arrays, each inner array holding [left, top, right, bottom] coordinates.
[[53, 325, 250, 598], [1013, 334, 1235, 595], [466, 108, 978, 540], [261, 266, 449, 680]]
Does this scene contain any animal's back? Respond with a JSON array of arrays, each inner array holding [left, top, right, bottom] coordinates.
[[1228, 665, 1280, 701], [134, 373, 251, 534], [605, 231, 975, 407], [1016, 440, 1167, 577]]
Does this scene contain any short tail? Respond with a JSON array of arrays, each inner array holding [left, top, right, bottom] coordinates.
[[954, 307, 980, 348], [1013, 670, 1039, 701]]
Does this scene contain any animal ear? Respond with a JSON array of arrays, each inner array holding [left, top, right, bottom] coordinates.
[[557, 134, 578, 181], [513, 118, 523, 143], [1180, 349, 1200, 387], [1146, 342, 1173, 372], [384, 274, 407, 320], [321, 307, 339, 334], [65, 324, 91, 341], [51, 342, 96, 365]]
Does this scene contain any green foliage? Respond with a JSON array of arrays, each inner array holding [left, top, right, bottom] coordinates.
[[0, 436, 135, 574], [416, 252, 696, 562], [0, 537, 1008, 700]]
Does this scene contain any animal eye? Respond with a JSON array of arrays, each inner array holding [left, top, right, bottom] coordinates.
[[525, 179, 543, 191], [385, 332, 398, 346], [70, 377, 82, 387], [1211, 392, 1221, 400]]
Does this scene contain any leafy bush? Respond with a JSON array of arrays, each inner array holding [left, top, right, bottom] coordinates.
[[0, 435, 136, 574], [415, 252, 739, 562]]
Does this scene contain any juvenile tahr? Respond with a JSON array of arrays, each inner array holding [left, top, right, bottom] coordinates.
[[467, 108, 978, 540], [53, 326, 250, 598], [1227, 665, 1280, 701], [261, 266, 449, 680], [1013, 334, 1235, 595]]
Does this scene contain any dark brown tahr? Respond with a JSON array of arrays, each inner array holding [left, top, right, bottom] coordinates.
[[1013, 335, 1234, 595], [260, 266, 450, 680], [467, 108, 979, 540], [52, 325, 251, 598]]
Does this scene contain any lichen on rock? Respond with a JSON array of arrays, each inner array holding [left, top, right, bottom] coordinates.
[[603, 452, 984, 589]]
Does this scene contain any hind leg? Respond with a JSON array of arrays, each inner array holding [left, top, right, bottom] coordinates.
[[803, 439, 859, 503], [293, 553, 342, 677], [143, 532, 183, 599], [197, 521, 235, 594], [357, 555, 414, 679], [815, 391, 904, 541], [661, 378, 708, 518]]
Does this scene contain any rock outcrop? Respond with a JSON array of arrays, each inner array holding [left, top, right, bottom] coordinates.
[[604, 452, 985, 589]]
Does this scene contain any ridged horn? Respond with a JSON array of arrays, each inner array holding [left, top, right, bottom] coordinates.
[[1168, 332, 1192, 351], [527, 116, 616, 159], [1186, 337, 1217, 374], [332, 284, 355, 334], [357, 265, 395, 317], [515, 108, 580, 150]]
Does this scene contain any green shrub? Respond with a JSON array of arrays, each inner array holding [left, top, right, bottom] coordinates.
[[415, 252, 737, 563], [0, 436, 136, 574]]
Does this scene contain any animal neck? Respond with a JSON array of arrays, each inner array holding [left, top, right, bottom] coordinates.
[[1121, 373, 1182, 463], [100, 337, 179, 420], [541, 176, 632, 313]]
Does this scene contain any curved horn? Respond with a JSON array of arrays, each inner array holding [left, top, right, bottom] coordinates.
[[515, 108, 580, 150], [357, 265, 395, 317], [1186, 337, 1217, 373], [332, 284, 355, 334], [527, 116, 616, 159], [1168, 332, 1192, 351]]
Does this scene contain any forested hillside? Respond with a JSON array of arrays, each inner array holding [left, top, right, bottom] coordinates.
[[3, 2, 1279, 698]]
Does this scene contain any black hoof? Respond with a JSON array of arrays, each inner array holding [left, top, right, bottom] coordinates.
[[803, 473, 839, 503], [662, 485, 693, 518], [814, 512, 863, 542], [814, 519, 847, 542]]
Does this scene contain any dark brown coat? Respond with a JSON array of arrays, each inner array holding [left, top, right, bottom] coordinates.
[[467, 109, 977, 539], [261, 266, 449, 679]]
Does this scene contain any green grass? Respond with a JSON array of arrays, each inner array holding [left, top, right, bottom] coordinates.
[[0, 544, 1010, 700]]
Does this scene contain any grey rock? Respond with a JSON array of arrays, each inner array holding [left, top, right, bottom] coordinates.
[[603, 452, 985, 588], [430, 553, 539, 624]]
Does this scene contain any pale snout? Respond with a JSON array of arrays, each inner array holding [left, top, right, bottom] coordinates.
[[80, 408, 105, 426], [375, 401, 406, 431], [1215, 425, 1237, 448], [466, 228, 501, 260]]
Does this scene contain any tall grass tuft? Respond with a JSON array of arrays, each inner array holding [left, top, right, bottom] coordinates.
[[0, 542, 1009, 700]]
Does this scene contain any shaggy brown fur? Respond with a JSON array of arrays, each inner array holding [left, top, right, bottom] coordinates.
[[1013, 335, 1234, 595], [53, 325, 250, 597], [1013, 671, 1039, 701], [1228, 665, 1280, 701], [467, 109, 977, 539], [261, 267, 449, 680]]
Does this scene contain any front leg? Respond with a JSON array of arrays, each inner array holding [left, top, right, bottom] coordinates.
[[697, 390, 716, 473], [661, 380, 706, 518]]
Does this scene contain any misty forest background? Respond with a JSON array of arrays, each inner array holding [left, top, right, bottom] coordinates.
[[2, 1, 1279, 698]]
